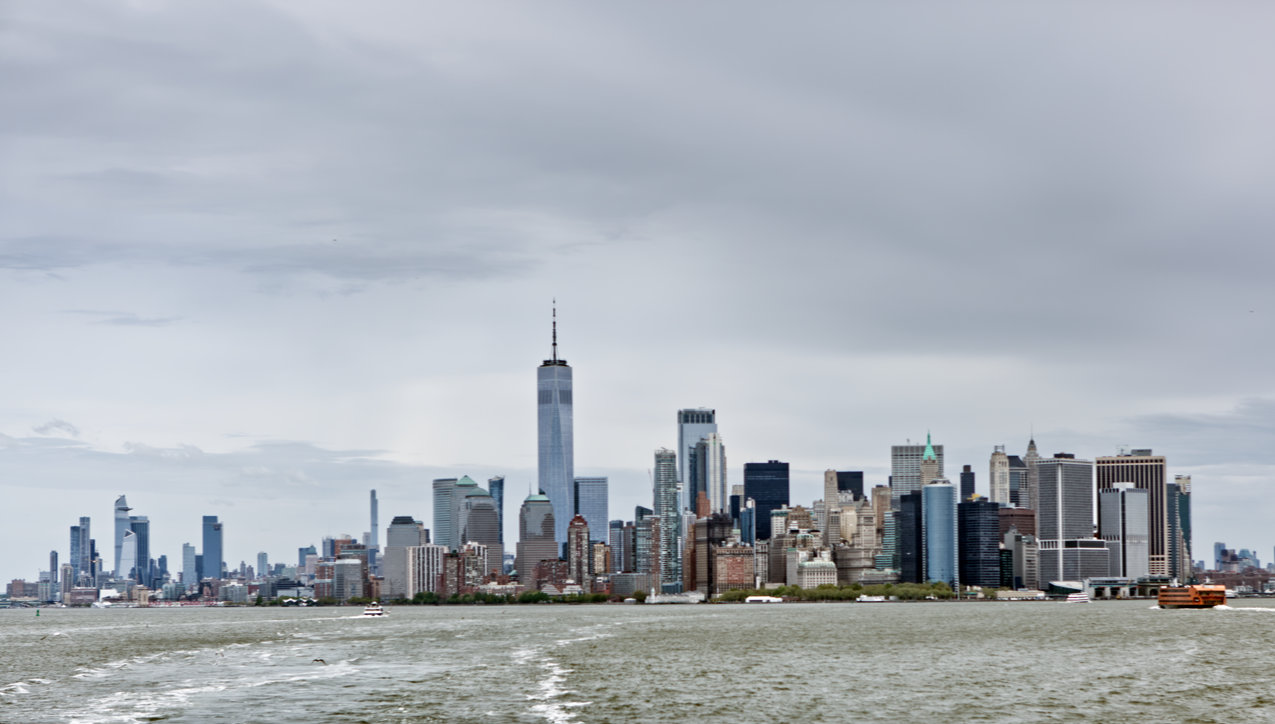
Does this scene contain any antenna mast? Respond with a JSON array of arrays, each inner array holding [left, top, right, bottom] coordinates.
[[552, 298, 558, 363]]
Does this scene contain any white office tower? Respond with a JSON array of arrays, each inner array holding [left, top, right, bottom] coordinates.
[[677, 408, 717, 511], [1099, 483, 1150, 578]]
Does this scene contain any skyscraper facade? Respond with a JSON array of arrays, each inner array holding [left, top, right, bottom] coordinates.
[[1167, 475, 1192, 582], [959, 465, 975, 501], [653, 448, 682, 591], [896, 491, 924, 583], [538, 309, 574, 546], [1098, 482, 1150, 578], [958, 496, 1001, 587], [743, 460, 789, 542], [201, 516, 223, 581], [567, 515, 591, 592], [516, 494, 558, 584], [922, 481, 959, 590], [573, 477, 609, 543], [677, 408, 717, 511], [1096, 450, 1168, 575], [118, 530, 138, 585], [181, 543, 197, 586], [488, 476, 505, 544], [369, 489, 379, 551], [989, 446, 1010, 506], [432, 478, 458, 551], [128, 515, 150, 584], [1037, 454, 1105, 584], [113, 495, 131, 578], [891, 439, 944, 505], [690, 433, 727, 513], [460, 487, 503, 576]]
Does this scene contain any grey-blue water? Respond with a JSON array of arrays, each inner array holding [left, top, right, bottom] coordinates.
[[4, 601, 1274, 722]]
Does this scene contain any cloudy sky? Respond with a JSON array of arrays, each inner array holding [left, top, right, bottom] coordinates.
[[3, 1, 1273, 583]]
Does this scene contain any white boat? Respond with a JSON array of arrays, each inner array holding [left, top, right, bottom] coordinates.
[[1065, 592, 1090, 603], [744, 595, 783, 604], [856, 595, 887, 603], [362, 602, 386, 617]]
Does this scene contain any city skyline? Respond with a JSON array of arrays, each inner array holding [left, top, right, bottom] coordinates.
[[3, 2, 1274, 583]]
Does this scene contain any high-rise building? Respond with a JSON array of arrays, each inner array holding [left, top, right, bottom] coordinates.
[[332, 558, 364, 602], [744, 461, 789, 542], [1096, 450, 1168, 575], [959, 465, 975, 501], [128, 515, 150, 584], [653, 448, 682, 591], [923, 481, 959, 590], [1024, 437, 1041, 511], [257, 552, 269, 580], [181, 543, 197, 586], [1098, 482, 1150, 578], [677, 408, 717, 511], [689, 433, 727, 513], [538, 305, 574, 546], [567, 515, 591, 592], [608, 520, 626, 572], [1008, 454, 1028, 508], [201, 516, 223, 581], [488, 476, 505, 544], [896, 491, 923, 583], [573, 477, 609, 543], [1037, 454, 1106, 584], [118, 530, 138, 584], [369, 489, 379, 552], [989, 446, 1011, 506], [516, 494, 558, 584], [836, 471, 865, 500], [113, 495, 131, 578], [432, 478, 458, 551], [459, 487, 503, 576], [1167, 475, 1193, 582], [958, 496, 1001, 587], [386, 516, 428, 547], [892, 438, 944, 505]]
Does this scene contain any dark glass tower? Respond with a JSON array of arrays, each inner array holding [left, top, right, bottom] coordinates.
[[201, 516, 223, 581], [959, 465, 975, 501], [958, 497, 1001, 586], [836, 471, 864, 500], [743, 461, 789, 541], [897, 491, 924, 583]]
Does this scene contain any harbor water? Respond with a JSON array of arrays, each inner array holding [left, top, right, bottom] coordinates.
[[4, 600, 1275, 722]]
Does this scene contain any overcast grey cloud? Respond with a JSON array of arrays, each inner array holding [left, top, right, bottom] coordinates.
[[2, 1, 1273, 581]]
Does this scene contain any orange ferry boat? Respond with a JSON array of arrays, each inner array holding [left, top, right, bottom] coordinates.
[[1157, 584, 1227, 609]]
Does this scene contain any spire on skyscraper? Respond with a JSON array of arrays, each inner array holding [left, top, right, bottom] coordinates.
[[923, 431, 936, 461]]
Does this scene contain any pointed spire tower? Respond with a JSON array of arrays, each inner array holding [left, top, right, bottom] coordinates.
[[1023, 432, 1041, 511], [537, 300, 574, 547], [920, 431, 941, 486]]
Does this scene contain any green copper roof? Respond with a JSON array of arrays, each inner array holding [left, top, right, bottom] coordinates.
[[525, 493, 551, 502], [923, 432, 936, 461]]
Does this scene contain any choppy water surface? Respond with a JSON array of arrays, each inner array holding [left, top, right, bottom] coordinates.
[[4, 600, 1275, 722]]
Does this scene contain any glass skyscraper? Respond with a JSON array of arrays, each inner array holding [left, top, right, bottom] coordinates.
[[573, 477, 608, 543], [653, 448, 681, 591], [743, 461, 789, 541], [538, 308, 574, 546], [923, 481, 959, 590], [432, 478, 457, 551], [488, 476, 506, 544], [677, 408, 717, 511], [113, 495, 131, 578], [201, 515, 223, 581]]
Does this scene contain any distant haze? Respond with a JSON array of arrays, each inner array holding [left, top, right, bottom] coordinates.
[[2, 2, 1273, 581]]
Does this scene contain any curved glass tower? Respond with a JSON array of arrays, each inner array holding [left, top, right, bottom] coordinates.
[[538, 306, 574, 546]]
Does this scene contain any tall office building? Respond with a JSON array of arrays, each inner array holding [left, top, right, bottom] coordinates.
[[896, 491, 924, 583], [958, 496, 1001, 587], [1096, 450, 1168, 575], [744, 461, 789, 542], [450, 476, 480, 551], [128, 515, 150, 584], [516, 494, 558, 584], [653, 448, 682, 591], [118, 530, 138, 584], [488, 476, 506, 544], [459, 487, 503, 576], [1098, 483, 1150, 578], [1037, 454, 1106, 584], [567, 515, 591, 591], [113, 495, 131, 578], [1024, 437, 1041, 511], [891, 438, 944, 505], [959, 465, 975, 501], [573, 477, 609, 543], [677, 408, 717, 511], [608, 520, 626, 572], [70, 517, 91, 583], [257, 552, 269, 580], [369, 490, 379, 551], [432, 478, 458, 551], [1167, 475, 1193, 582], [538, 305, 574, 546], [836, 471, 865, 500], [989, 446, 1010, 506], [688, 433, 727, 513], [923, 481, 959, 590], [201, 516, 223, 581], [181, 543, 197, 586]]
